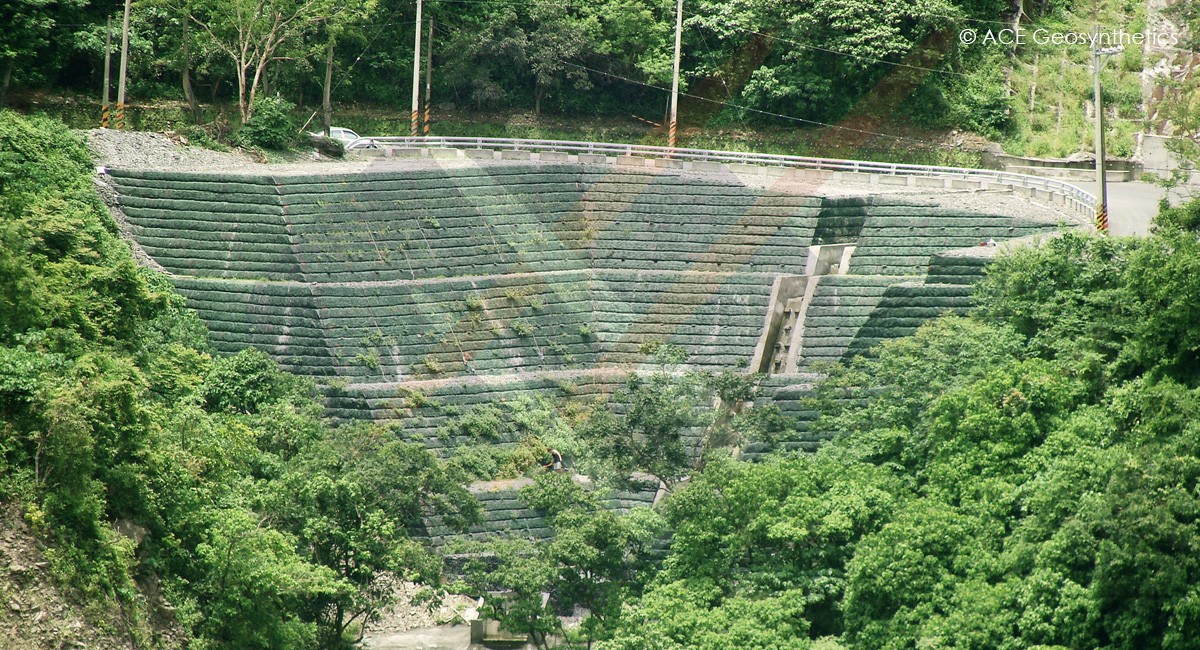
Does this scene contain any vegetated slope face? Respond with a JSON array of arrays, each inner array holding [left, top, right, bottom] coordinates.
[[106, 161, 1061, 454]]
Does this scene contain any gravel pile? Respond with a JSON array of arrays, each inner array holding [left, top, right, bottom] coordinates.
[[84, 128, 257, 171], [363, 580, 478, 636]]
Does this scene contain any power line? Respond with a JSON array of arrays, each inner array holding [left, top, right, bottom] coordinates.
[[707, 23, 971, 78], [435, 0, 1024, 29], [565, 59, 935, 144], [432, 0, 595, 9], [439, 0, 983, 79], [301, 8, 408, 131], [434, 12, 939, 146]]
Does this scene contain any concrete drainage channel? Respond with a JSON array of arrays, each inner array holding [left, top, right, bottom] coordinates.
[[348, 136, 1099, 223]]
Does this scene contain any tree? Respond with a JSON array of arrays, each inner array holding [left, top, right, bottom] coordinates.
[[578, 348, 707, 490], [203, 347, 309, 414], [469, 537, 560, 650], [0, 0, 80, 107], [525, 5, 596, 115], [601, 580, 815, 650], [546, 506, 664, 647], [467, 472, 665, 650], [267, 424, 479, 648], [440, 6, 528, 109], [189, 508, 342, 649], [188, 0, 333, 123], [1, 112, 482, 649], [315, 0, 375, 135], [579, 344, 757, 490]]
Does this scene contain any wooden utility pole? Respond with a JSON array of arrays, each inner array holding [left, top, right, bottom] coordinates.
[[182, 20, 201, 124], [323, 42, 334, 136], [1092, 41, 1107, 232], [1092, 27, 1121, 233], [116, 0, 132, 130], [423, 19, 433, 135], [410, 0, 423, 137], [102, 17, 112, 128], [668, 0, 684, 149]]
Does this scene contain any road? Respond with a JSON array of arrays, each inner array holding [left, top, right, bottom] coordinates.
[[1105, 181, 1167, 237]]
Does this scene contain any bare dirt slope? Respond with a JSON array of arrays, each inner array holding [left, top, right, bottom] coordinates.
[[0, 506, 138, 650]]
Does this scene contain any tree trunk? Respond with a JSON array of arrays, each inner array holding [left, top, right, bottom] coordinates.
[[246, 57, 270, 122], [182, 22, 202, 124], [0, 59, 12, 109], [237, 63, 250, 123], [535, 86, 542, 116], [323, 41, 334, 136]]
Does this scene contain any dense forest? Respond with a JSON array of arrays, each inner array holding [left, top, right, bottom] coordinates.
[[4, 93, 1200, 648], [0, 0, 1167, 157], [0, 112, 483, 648], [0, 0, 1009, 123]]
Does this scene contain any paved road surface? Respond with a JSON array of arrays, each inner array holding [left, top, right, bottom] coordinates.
[[1105, 181, 1167, 236]]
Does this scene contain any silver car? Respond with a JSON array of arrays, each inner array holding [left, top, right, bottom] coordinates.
[[309, 127, 374, 148]]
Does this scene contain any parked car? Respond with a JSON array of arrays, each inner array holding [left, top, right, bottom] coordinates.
[[309, 127, 374, 148]]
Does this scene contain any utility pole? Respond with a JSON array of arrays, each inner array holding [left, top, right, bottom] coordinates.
[[102, 17, 112, 128], [323, 42, 334, 137], [424, 19, 433, 136], [116, 0, 132, 130], [1092, 27, 1123, 234], [668, 0, 683, 149], [410, 0, 423, 137]]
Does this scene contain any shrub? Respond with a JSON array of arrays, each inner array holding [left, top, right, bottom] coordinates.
[[500, 436, 551, 478], [236, 96, 297, 150], [308, 134, 345, 158], [181, 124, 229, 151], [398, 387, 429, 408], [519, 471, 596, 517], [945, 59, 1011, 139], [511, 320, 533, 337], [1155, 199, 1200, 233], [354, 351, 381, 370], [203, 348, 306, 414], [448, 446, 503, 481]]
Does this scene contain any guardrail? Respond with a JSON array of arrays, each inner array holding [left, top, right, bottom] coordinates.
[[347, 136, 1097, 219]]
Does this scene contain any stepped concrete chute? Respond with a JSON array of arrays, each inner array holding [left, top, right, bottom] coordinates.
[[106, 158, 1072, 473]]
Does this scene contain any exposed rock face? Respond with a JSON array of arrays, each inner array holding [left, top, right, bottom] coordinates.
[[0, 505, 187, 649]]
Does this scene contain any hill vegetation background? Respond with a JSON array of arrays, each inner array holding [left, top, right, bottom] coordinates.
[[0, 0, 1173, 160]]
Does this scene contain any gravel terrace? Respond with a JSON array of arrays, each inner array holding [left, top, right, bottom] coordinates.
[[84, 128, 1085, 228]]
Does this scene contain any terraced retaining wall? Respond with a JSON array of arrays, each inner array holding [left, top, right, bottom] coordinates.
[[107, 162, 1061, 467], [425, 477, 658, 548]]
